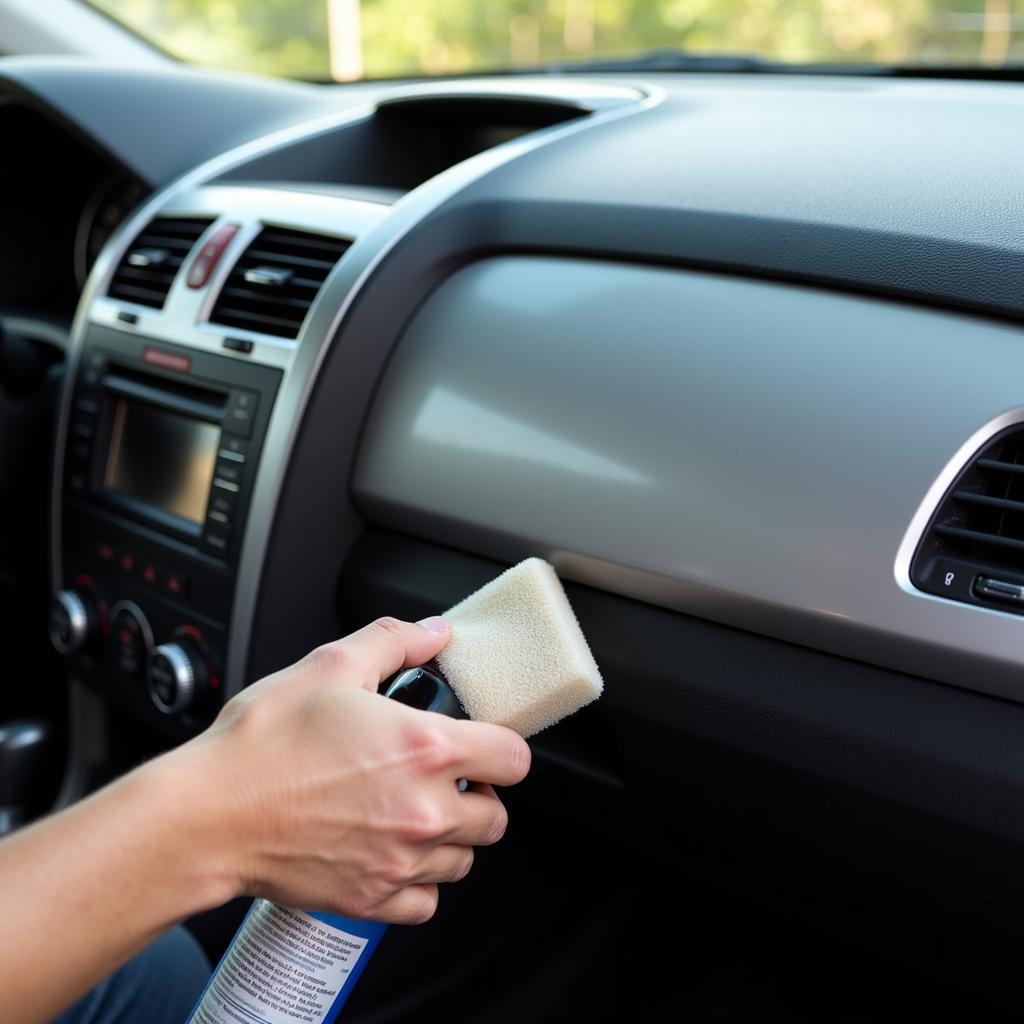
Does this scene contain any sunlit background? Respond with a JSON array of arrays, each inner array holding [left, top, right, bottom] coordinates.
[[90, 0, 1024, 80]]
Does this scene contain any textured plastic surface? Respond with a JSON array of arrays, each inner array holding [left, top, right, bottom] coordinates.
[[355, 255, 1024, 702]]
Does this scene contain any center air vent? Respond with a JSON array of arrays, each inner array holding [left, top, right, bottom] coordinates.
[[108, 216, 214, 309], [208, 227, 352, 340], [912, 424, 1024, 613]]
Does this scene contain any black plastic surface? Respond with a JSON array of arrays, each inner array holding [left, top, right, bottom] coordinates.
[[337, 529, 1024, 1006]]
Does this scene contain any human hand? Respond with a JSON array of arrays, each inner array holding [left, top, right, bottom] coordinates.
[[171, 617, 531, 924]]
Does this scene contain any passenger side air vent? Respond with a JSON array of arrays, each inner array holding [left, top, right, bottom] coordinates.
[[208, 227, 351, 339], [108, 216, 214, 309], [911, 425, 1024, 613]]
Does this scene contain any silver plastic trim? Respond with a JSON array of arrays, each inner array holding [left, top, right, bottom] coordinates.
[[51, 80, 663, 710]]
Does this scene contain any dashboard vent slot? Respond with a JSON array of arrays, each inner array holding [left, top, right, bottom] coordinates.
[[108, 216, 214, 309], [209, 227, 352, 339], [911, 424, 1024, 611]]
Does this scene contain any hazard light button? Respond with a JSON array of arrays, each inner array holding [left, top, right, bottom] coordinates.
[[187, 223, 240, 289]]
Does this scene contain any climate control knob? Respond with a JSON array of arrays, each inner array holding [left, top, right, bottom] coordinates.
[[147, 640, 208, 714], [49, 588, 100, 655]]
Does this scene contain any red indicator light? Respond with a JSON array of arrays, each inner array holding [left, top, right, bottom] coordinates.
[[143, 347, 191, 374]]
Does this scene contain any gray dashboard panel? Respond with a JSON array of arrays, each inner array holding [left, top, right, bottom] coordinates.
[[354, 256, 1024, 700]]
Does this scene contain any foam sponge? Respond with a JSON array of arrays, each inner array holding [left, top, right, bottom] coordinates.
[[435, 558, 603, 738]]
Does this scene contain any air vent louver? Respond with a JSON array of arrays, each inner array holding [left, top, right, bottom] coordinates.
[[108, 217, 214, 309], [912, 425, 1024, 612], [208, 227, 352, 340]]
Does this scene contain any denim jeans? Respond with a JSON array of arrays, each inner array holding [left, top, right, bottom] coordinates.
[[52, 926, 211, 1024]]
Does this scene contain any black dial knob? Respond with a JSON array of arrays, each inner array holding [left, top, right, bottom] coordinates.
[[49, 588, 100, 655], [147, 640, 208, 714]]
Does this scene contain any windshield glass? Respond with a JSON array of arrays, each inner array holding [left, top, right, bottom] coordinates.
[[89, 0, 1024, 80]]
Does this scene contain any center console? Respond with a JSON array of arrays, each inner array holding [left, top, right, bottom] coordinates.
[[52, 325, 280, 733], [46, 84, 648, 742]]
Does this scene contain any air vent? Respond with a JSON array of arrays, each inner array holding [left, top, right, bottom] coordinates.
[[912, 424, 1024, 612], [108, 217, 214, 309], [208, 227, 352, 340]]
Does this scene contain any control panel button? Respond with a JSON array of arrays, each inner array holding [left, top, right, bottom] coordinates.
[[186, 222, 240, 289], [203, 528, 232, 556], [213, 459, 243, 486], [224, 391, 258, 437], [160, 569, 189, 598], [147, 638, 209, 714], [208, 491, 237, 520], [219, 436, 249, 459], [50, 588, 101, 655], [917, 557, 976, 603], [109, 601, 152, 677], [49, 589, 92, 651]]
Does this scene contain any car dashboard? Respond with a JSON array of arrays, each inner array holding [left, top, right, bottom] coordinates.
[[5, 54, 1024, 1012]]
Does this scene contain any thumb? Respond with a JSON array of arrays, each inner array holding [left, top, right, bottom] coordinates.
[[310, 616, 452, 691]]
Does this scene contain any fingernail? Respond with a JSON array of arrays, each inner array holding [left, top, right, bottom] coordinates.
[[417, 615, 449, 634]]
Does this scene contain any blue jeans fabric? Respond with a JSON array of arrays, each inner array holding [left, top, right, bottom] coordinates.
[[53, 926, 211, 1024]]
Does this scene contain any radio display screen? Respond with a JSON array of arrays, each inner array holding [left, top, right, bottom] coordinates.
[[103, 398, 219, 525]]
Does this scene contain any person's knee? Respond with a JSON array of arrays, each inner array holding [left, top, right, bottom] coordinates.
[[55, 926, 210, 1024]]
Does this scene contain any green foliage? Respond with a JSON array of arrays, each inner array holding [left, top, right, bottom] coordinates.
[[89, 0, 1024, 80]]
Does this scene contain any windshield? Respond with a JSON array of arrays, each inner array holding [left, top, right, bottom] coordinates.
[[89, 0, 1024, 81]]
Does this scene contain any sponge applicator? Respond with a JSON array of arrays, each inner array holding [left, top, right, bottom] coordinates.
[[434, 558, 603, 738]]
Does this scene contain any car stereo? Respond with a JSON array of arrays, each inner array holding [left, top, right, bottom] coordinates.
[[51, 325, 281, 736]]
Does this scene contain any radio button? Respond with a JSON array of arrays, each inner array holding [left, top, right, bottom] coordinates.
[[213, 459, 243, 486], [219, 436, 249, 459], [110, 601, 152, 678], [203, 528, 231, 556], [208, 491, 236, 519], [224, 391, 257, 437]]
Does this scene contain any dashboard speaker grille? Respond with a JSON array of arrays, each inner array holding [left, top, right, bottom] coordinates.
[[208, 227, 352, 340], [107, 216, 214, 309], [912, 424, 1024, 611]]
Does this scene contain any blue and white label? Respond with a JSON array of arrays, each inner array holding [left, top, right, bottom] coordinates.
[[189, 901, 371, 1024]]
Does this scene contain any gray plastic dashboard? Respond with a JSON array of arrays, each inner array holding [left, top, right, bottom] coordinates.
[[13, 55, 1024, 706], [355, 257, 1024, 702]]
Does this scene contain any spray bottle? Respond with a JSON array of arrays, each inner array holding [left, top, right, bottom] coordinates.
[[185, 665, 463, 1024], [186, 557, 604, 1023]]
